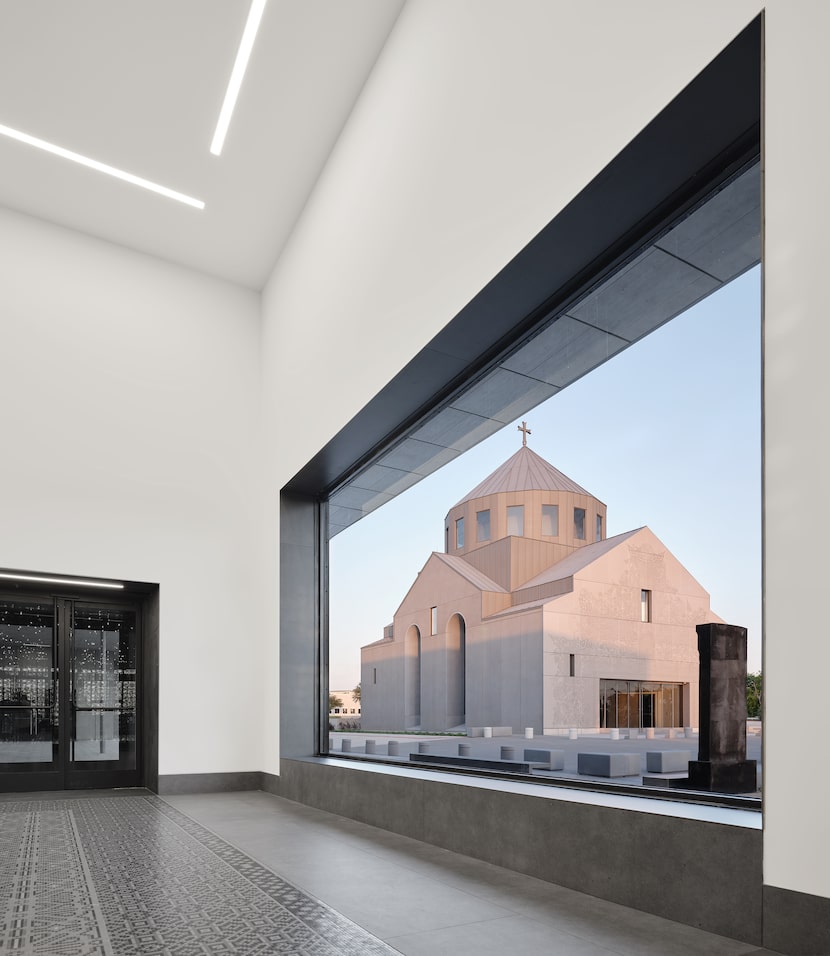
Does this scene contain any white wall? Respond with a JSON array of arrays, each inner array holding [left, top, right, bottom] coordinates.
[[262, 0, 830, 905], [261, 0, 764, 476], [261, 0, 763, 774], [763, 0, 830, 901], [0, 207, 265, 777]]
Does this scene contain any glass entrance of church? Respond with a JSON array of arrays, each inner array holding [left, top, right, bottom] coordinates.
[[599, 679, 683, 730], [0, 596, 140, 791]]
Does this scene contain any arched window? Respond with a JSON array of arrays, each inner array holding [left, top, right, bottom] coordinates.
[[446, 613, 466, 728], [404, 624, 421, 729]]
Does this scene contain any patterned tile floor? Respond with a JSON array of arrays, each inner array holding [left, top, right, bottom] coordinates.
[[0, 788, 783, 956], [0, 794, 397, 955]]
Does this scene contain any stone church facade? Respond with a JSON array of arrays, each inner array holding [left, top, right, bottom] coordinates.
[[361, 440, 719, 733]]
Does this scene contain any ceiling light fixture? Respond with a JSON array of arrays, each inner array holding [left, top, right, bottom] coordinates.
[[0, 123, 205, 209], [210, 0, 268, 156], [0, 572, 125, 590]]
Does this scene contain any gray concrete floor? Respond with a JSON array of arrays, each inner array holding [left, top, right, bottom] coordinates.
[[164, 789, 777, 956]]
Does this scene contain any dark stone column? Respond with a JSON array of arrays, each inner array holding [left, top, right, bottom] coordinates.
[[684, 623, 757, 793]]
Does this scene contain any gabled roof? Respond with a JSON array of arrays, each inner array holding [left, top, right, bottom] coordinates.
[[453, 445, 596, 506], [485, 594, 566, 618], [432, 553, 508, 592], [519, 528, 644, 589]]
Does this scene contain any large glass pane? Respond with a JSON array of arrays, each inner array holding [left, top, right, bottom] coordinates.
[[72, 606, 136, 768], [641, 682, 660, 728], [0, 600, 55, 766], [662, 683, 675, 727]]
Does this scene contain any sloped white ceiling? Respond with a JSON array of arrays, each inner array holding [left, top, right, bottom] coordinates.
[[0, 0, 404, 288]]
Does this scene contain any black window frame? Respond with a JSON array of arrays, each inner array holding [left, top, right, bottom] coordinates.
[[279, 17, 761, 808]]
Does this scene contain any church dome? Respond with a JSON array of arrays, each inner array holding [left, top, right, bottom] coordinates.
[[453, 445, 594, 506], [443, 433, 606, 560]]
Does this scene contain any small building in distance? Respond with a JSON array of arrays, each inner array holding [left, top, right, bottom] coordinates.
[[329, 689, 361, 728], [361, 433, 721, 734]]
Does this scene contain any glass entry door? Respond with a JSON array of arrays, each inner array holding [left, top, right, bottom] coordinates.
[[0, 595, 140, 791], [66, 602, 139, 788], [0, 599, 56, 787]]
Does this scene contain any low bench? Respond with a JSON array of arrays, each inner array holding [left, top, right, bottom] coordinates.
[[577, 752, 640, 777], [523, 748, 565, 770], [646, 750, 691, 773], [409, 753, 535, 773]]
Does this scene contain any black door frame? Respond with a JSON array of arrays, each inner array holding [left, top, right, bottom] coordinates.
[[60, 594, 142, 790], [0, 582, 149, 792]]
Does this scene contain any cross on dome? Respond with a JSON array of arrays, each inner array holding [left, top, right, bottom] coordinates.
[[518, 420, 532, 447]]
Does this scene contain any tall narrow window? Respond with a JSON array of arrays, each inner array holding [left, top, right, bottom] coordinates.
[[455, 517, 464, 548], [542, 504, 559, 536], [445, 526, 449, 552], [476, 509, 490, 542], [430, 606, 438, 635], [569, 654, 575, 677], [574, 507, 586, 540], [507, 505, 524, 536], [596, 514, 603, 541], [641, 589, 652, 623]]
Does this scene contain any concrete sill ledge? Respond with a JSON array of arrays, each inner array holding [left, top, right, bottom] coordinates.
[[296, 755, 762, 829]]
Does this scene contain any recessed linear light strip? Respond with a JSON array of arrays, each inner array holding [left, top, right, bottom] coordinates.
[[0, 572, 124, 590], [210, 0, 268, 156], [0, 123, 205, 210]]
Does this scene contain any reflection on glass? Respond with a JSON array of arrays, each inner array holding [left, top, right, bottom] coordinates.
[[542, 504, 559, 536], [574, 507, 586, 540], [72, 606, 136, 768], [0, 601, 55, 765], [599, 679, 683, 729], [507, 505, 524, 536]]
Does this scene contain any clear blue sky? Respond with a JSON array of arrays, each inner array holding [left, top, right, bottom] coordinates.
[[329, 266, 761, 688]]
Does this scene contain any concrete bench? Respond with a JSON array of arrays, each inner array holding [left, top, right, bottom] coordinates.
[[409, 753, 533, 773], [646, 751, 690, 773], [523, 748, 565, 770], [577, 752, 640, 777], [642, 772, 691, 789]]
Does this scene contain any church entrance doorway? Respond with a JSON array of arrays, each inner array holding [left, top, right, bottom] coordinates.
[[0, 592, 141, 792], [599, 679, 684, 731]]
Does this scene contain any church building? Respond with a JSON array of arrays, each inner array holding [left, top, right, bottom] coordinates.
[[361, 427, 720, 734]]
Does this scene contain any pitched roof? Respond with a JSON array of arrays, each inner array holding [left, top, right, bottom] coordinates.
[[432, 553, 508, 592], [485, 595, 564, 618], [453, 445, 596, 506], [519, 527, 644, 589]]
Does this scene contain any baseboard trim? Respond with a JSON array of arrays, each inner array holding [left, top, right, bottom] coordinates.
[[763, 884, 830, 955], [260, 771, 281, 795], [157, 771, 262, 795]]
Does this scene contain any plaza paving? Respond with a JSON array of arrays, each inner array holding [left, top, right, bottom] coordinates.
[[330, 725, 762, 795]]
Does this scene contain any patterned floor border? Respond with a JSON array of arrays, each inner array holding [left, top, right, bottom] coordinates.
[[0, 794, 400, 955]]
